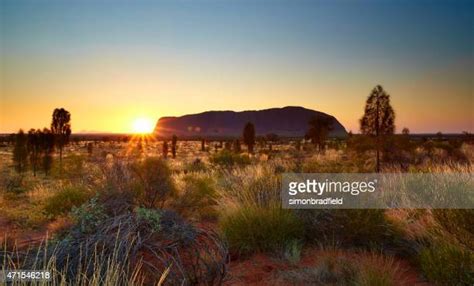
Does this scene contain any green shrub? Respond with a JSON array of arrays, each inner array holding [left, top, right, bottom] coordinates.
[[276, 253, 401, 286], [172, 176, 218, 220], [44, 186, 92, 217], [4, 175, 27, 194], [136, 207, 162, 232], [183, 158, 207, 173], [210, 150, 251, 167], [356, 267, 395, 286], [2, 210, 228, 285], [217, 164, 281, 208], [432, 209, 474, 249], [302, 159, 346, 173], [131, 157, 175, 208], [221, 205, 303, 254], [296, 209, 401, 248], [419, 242, 473, 285], [283, 239, 303, 265], [51, 154, 86, 178], [71, 197, 108, 234], [275, 257, 356, 285]]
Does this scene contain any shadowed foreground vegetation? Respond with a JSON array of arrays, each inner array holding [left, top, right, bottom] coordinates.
[[1, 135, 473, 285]]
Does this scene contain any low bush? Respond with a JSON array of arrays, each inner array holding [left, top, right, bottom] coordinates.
[[131, 157, 175, 208], [432, 209, 474, 249], [136, 207, 162, 232], [296, 209, 402, 249], [171, 176, 218, 220], [217, 164, 281, 208], [50, 154, 87, 179], [283, 239, 303, 265], [275, 257, 356, 285], [183, 158, 208, 173], [1, 208, 228, 285], [275, 253, 403, 286], [71, 196, 107, 234], [4, 175, 28, 194], [221, 205, 303, 255], [44, 186, 92, 217], [210, 150, 251, 167], [419, 242, 473, 285]]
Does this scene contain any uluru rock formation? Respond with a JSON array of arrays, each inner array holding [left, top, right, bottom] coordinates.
[[154, 106, 347, 139]]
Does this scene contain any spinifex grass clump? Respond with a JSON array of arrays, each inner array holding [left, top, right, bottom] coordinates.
[[217, 163, 303, 255], [43, 186, 92, 218], [1, 207, 228, 285], [418, 242, 473, 285], [432, 209, 474, 249], [221, 204, 303, 255], [274, 252, 405, 286], [130, 158, 176, 208], [295, 209, 403, 250], [171, 175, 218, 221], [1, 240, 147, 286], [210, 149, 251, 167]]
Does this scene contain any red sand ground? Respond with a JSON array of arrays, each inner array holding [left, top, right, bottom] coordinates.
[[0, 217, 65, 248], [0, 219, 431, 286], [224, 248, 433, 286]]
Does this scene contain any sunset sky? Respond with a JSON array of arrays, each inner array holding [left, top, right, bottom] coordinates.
[[1, 0, 472, 134]]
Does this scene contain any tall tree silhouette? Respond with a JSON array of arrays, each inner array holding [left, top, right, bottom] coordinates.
[[41, 128, 55, 175], [162, 141, 169, 158], [171, 135, 178, 158], [360, 85, 395, 172], [27, 129, 42, 176], [243, 122, 256, 154], [13, 129, 28, 174], [305, 115, 333, 152], [51, 108, 71, 172]]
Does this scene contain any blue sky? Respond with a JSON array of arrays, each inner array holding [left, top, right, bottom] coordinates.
[[1, 0, 473, 133]]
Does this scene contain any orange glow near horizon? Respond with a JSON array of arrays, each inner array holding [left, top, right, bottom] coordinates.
[[1, 1, 472, 134]]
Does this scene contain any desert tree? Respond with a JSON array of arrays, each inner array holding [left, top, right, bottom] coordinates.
[[266, 133, 279, 151], [27, 129, 42, 176], [51, 108, 71, 172], [233, 139, 241, 153], [398, 127, 413, 157], [7, 133, 15, 146], [295, 140, 301, 151], [13, 129, 28, 174], [359, 85, 395, 172], [436, 131, 443, 141], [462, 131, 473, 143], [171, 135, 178, 158], [87, 142, 93, 156], [305, 115, 334, 152], [224, 141, 232, 150], [41, 128, 55, 175], [242, 122, 256, 153], [162, 141, 169, 158]]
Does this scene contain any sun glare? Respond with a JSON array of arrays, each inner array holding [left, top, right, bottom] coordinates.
[[132, 117, 154, 134]]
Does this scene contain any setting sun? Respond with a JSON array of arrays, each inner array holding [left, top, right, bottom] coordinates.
[[132, 118, 154, 134]]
